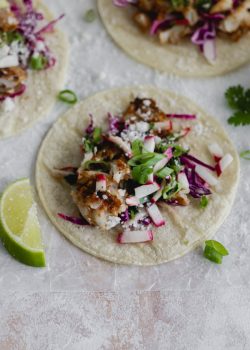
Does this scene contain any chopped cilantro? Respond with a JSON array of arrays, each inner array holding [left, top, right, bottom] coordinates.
[[225, 85, 250, 126]]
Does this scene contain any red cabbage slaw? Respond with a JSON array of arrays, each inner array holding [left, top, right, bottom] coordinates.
[[1, 0, 64, 101], [112, 0, 237, 63], [58, 98, 233, 244]]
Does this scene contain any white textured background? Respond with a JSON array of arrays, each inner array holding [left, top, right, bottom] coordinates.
[[0, 0, 250, 348]]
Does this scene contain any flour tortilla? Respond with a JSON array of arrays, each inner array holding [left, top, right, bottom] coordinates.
[[0, 0, 69, 139], [36, 86, 239, 265], [98, 0, 250, 77]]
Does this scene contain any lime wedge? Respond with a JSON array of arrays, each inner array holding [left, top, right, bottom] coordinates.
[[0, 179, 46, 267]]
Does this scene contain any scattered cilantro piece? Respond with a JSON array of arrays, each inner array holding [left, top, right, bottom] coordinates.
[[200, 195, 208, 208], [204, 240, 229, 264], [240, 150, 250, 160], [225, 85, 250, 126], [84, 9, 96, 23]]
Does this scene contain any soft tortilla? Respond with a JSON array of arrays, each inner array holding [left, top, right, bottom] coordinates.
[[0, 0, 69, 139], [98, 0, 250, 77], [36, 86, 239, 265]]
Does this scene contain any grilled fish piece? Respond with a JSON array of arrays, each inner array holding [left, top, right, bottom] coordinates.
[[72, 171, 127, 230]]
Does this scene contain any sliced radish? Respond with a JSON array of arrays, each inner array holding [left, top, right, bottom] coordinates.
[[151, 189, 162, 203], [96, 174, 106, 192], [195, 165, 218, 187], [148, 172, 154, 182], [117, 229, 153, 244], [215, 153, 233, 177], [164, 147, 173, 160], [126, 196, 140, 206], [177, 172, 190, 193], [179, 127, 191, 138], [144, 136, 155, 152], [208, 143, 223, 162], [146, 203, 165, 227], [108, 135, 132, 157], [135, 182, 160, 199], [203, 39, 216, 64], [153, 157, 169, 173], [153, 121, 172, 131]]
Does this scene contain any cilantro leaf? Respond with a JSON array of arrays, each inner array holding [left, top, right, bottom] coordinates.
[[225, 85, 250, 126], [228, 111, 250, 126]]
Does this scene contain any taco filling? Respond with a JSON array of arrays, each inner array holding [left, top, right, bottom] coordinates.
[[54, 97, 233, 244], [113, 0, 250, 63], [0, 0, 63, 105]]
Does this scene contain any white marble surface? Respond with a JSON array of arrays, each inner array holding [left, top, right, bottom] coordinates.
[[0, 0, 250, 348]]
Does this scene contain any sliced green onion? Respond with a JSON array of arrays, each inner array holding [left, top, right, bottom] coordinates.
[[204, 240, 229, 264], [30, 55, 47, 70], [93, 127, 102, 143], [200, 195, 208, 208], [156, 166, 173, 179], [58, 90, 78, 105], [84, 9, 96, 23], [240, 150, 250, 160]]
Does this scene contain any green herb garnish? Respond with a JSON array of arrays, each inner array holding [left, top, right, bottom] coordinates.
[[58, 90, 78, 105], [204, 240, 229, 264], [131, 139, 143, 156], [200, 195, 208, 208], [240, 150, 250, 160], [132, 165, 153, 185], [156, 166, 173, 179], [30, 55, 47, 70], [84, 9, 96, 23], [171, 0, 189, 8], [225, 85, 250, 126], [93, 127, 102, 143]]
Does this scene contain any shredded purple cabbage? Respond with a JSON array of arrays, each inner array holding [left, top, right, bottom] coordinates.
[[120, 209, 130, 223], [85, 114, 94, 134], [184, 168, 211, 198], [108, 113, 125, 135], [150, 15, 176, 35], [113, 0, 137, 7], [181, 154, 215, 171], [138, 216, 152, 226], [167, 114, 196, 120], [58, 213, 89, 225]]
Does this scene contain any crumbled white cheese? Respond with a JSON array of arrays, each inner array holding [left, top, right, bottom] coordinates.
[[2, 97, 15, 112], [106, 216, 121, 229], [0, 54, 18, 68], [120, 121, 150, 143]]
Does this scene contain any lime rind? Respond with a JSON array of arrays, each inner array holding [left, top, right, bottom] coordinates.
[[0, 179, 46, 267]]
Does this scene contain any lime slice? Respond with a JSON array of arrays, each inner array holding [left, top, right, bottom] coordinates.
[[0, 178, 46, 267]]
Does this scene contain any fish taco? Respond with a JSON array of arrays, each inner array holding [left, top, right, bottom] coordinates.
[[36, 86, 239, 265], [0, 0, 68, 138], [98, 0, 250, 77]]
